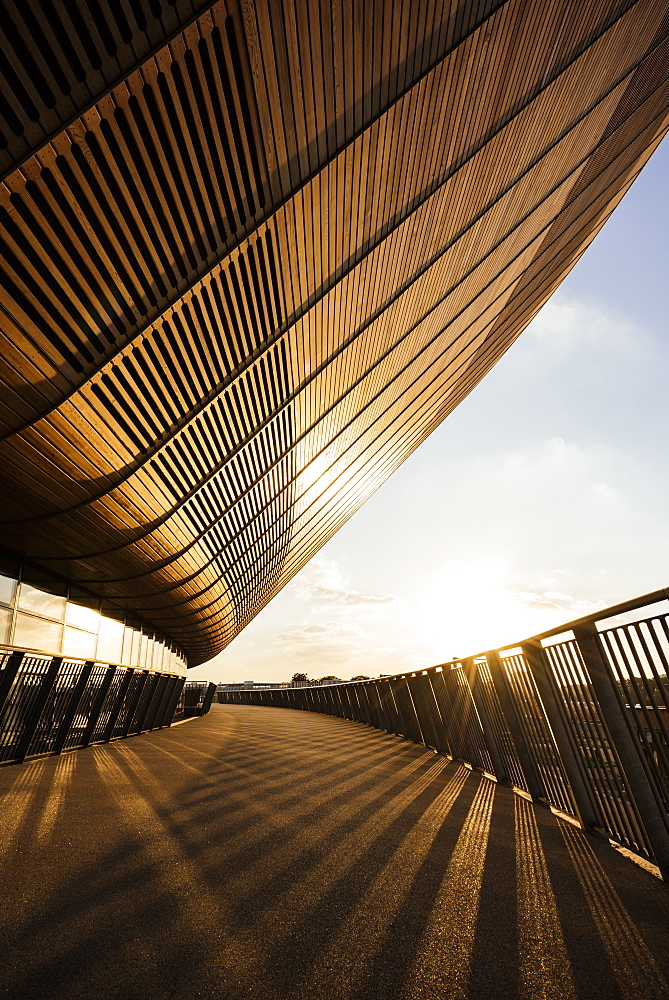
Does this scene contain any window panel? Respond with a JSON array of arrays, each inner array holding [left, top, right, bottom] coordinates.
[[139, 633, 149, 669], [123, 627, 141, 667], [18, 584, 66, 621], [0, 606, 12, 643], [97, 617, 124, 663], [66, 602, 101, 633], [13, 613, 62, 653], [0, 574, 16, 607], [62, 626, 97, 659]]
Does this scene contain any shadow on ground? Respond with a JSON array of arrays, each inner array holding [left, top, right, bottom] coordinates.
[[1, 704, 668, 1000]]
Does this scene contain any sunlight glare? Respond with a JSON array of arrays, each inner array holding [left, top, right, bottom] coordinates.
[[412, 558, 570, 659]]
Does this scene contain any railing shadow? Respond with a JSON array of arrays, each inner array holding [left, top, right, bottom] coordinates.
[[1, 705, 667, 1000]]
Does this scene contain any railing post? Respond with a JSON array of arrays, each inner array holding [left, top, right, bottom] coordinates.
[[378, 680, 402, 734], [389, 677, 423, 744], [422, 670, 454, 756], [121, 671, 150, 737], [485, 650, 546, 799], [372, 681, 392, 731], [521, 639, 599, 830], [102, 668, 135, 742], [0, 650, 25, 719], [16, 656, 63, 763], [52, 660, 95, 754], [164, 676, 186, 724], [369, 684, 383, 727], [464, 658, 509, 783], [406, 674, 440, 751], [441, 666, 476, 762], [81, 665, 116, 747], [573, 623, 669, 879], [427, 669, 459, 757], [135, 673, 161, 733], [147, 675, 172, 729]]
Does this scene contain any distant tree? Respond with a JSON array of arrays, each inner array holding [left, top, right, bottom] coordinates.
[[291, 672, 309, 683], [350, 675, 370, 681], [317, 675, 341, 684]]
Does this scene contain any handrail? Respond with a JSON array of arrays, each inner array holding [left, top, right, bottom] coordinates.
[[302, 586, 669, 683], [219, 586, 669, 880], [0, 643, 185, 676], [0, 649, 195, 764]]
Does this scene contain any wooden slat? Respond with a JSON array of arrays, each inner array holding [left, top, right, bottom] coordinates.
[[0, 0, 667, 665]]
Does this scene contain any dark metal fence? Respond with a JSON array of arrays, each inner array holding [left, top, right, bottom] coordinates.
[[174, 681, 217, 720], [0, 650, 189, 765], [219, 587, 669, 879]]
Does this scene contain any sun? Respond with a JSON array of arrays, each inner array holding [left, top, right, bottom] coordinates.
[[411, 558, 568, 660]]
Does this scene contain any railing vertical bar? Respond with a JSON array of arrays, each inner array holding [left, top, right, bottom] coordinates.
[[464, 658, 509, 782], [406, 674, 440, 751], [486, 650, 546, 799], [123, 672, 151, 737], [165, 676, 186, 724], [150, 676, 172, 728], [52, 660, 96, 755], [0, 651, 25, 720], [441, 666, 480, 765], [547, 642, 631, 843], [522, 640, 600, 829], [368, 681, 388, 730], [504, 652, 569, 809], [102, 669, 135, 743], [379, 680, 402, 734], [137, 673, 162, 733], [389, 677, 422, 744], [416, 671, 451, 756], [152, 675, 177, 729], [614, 624, 669, 780], [15, 657, 63, 764], [356, 684, 373, 726], [426, 669, 459, 757], [574, 623, 669, 879], [81, 666, 117, 747]]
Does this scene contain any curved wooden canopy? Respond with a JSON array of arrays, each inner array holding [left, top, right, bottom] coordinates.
[[0, 0, 667, 665]]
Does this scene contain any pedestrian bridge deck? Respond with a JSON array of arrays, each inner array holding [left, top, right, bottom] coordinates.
[[1, 704, 668, 1000]]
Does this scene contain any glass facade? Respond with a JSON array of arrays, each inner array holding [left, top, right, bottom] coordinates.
[[0, 555, 186, 674]]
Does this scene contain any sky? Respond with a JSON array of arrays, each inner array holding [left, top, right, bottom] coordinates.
[[190, 138, 669, 685]]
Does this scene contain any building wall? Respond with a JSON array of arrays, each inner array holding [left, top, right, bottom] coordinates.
[[0, 1, 667, 665], [0, 552, 186, 673]]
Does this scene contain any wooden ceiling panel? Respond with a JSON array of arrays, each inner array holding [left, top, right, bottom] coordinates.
[[0, 0, 667, 665]]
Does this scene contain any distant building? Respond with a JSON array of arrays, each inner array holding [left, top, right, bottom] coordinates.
[[217, 681, 286, 692]]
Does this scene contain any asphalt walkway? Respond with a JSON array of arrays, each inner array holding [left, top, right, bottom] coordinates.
[[1, 704, 669, 1000]]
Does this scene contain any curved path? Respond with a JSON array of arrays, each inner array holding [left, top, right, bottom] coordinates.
[[1, 704, 669, 1000]]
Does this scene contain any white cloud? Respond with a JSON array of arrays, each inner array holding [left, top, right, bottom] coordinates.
[[528, 294, 637, 357], [273, 617, 424, 675], [290, 557, 398, 607]]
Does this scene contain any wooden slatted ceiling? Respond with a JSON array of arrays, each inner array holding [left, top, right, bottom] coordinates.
[[0, 0, 667, 665], [0, 0, 216, 178]]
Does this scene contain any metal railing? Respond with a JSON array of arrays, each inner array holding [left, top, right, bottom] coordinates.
[[0, 650, 188, 765], [174, 680, 217, 720], [219, 587, 669, 879]]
